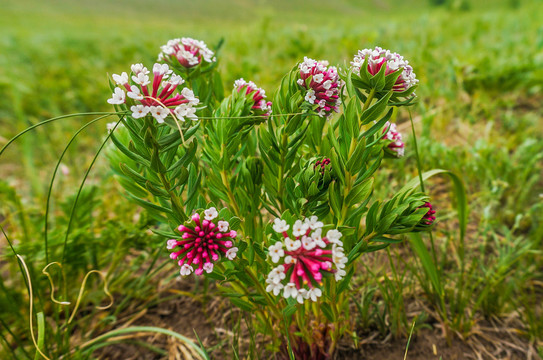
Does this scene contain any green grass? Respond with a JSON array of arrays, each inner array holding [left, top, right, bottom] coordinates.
[[1, 0, 542, 358]]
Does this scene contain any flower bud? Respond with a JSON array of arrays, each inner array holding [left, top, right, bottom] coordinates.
[[418, 202, 436, 226], [245, 157, 263, 187], [299, 158, 334, 197]]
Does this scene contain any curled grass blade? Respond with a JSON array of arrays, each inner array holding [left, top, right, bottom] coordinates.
[[33, 312, 45, 360], [78, 326, 208, 359], [44, 114, 113, 263], [60, 118, 123, 264], [0, 112, 123, 158]]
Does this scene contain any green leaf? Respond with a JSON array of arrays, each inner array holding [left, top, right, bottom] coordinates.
[[346, 178, 374, 207], [229, 298, 254, 312], [365, 201, 380, 234], [283, 304, 297, 318], [128, 194, 173, 215], [110, 133, 151, 167], [345, 139, 367, 173], [251, 242, 266, 260], [409, 233, 443, 297], [376, 212, 398, 234], [167, 139, 198, 173], [336, 267, 355, 294], [360, 91, 392, 125], [369, 60, 388, 91], [328, 181, 343, 219], [145, 181, 169, 198], [362, 108, 393, 139], [206, 271, 226, 281], [320, 303, 335, 322], [371, 236, 403, 244]]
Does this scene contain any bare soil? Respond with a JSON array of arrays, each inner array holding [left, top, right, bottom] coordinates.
[[95, 275, 539, 360]]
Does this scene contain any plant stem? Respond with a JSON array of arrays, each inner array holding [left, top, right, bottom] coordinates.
[[157, 170, 186, 220], [362, 88, 376, 112], [408, 110, 451, 341], [408, 111, 438, 266], [220, 169, 241, 218], [337, 89, 377, 227]]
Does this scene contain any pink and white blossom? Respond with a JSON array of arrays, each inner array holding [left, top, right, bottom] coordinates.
[[107, 87, 126, 105], [298, 57, 343, 118], [265, 216, 346, 303], [112, 72, 129, 86], [233, 78, 272, 117], [225, 247, 238, 260], [351, 47, 418, 92], [272, 219, 289, 233], [159, 37, 216, 68], [130, 105, 150, 119], [269, 242, 285, 263], [107, 62, 199, 124], [382, 121, 405, 157], [204, 207, 218, 220], [218, 221, 229, 232], [167, 209, 237, 276]]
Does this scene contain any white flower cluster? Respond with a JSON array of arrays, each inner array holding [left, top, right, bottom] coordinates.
[[159, 37, 216, 67], [107, 63, 200, 123], [351, 47, 418, 92], [265, 216, 347, 303]]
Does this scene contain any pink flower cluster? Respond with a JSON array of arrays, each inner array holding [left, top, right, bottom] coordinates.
[[297, 57, 342, 118], [233, 78, 272, 117], [419, 202, 436, 226], [167, 207, 238, 276], [159, 37, 216, 68], [266, 216, 346, 303], [382, 121, 405, 157], [351, 47, 418, 92], [108, 63, 200, 123]]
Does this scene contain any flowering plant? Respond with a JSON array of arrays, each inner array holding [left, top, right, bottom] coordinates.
[[106, 38, 435, 357]]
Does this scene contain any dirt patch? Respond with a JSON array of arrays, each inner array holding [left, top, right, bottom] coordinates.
[[94, 280, 540, 360], [338, 328, 471, 360]]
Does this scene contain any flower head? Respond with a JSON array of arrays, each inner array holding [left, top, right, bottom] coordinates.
[[382, 122, 405, 157], [233, 78, 272, 118], [297, 57, 342, 118], [351, 47, 418, 92], [167, 208, 237, 276], [418, 202, 436, 226], [107, 63, 199, 123], [159, 37, 216, 68], [265, 216, 346, 303]]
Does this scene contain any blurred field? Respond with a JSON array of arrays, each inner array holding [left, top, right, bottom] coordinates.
[[1, 0, 542, 358]]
